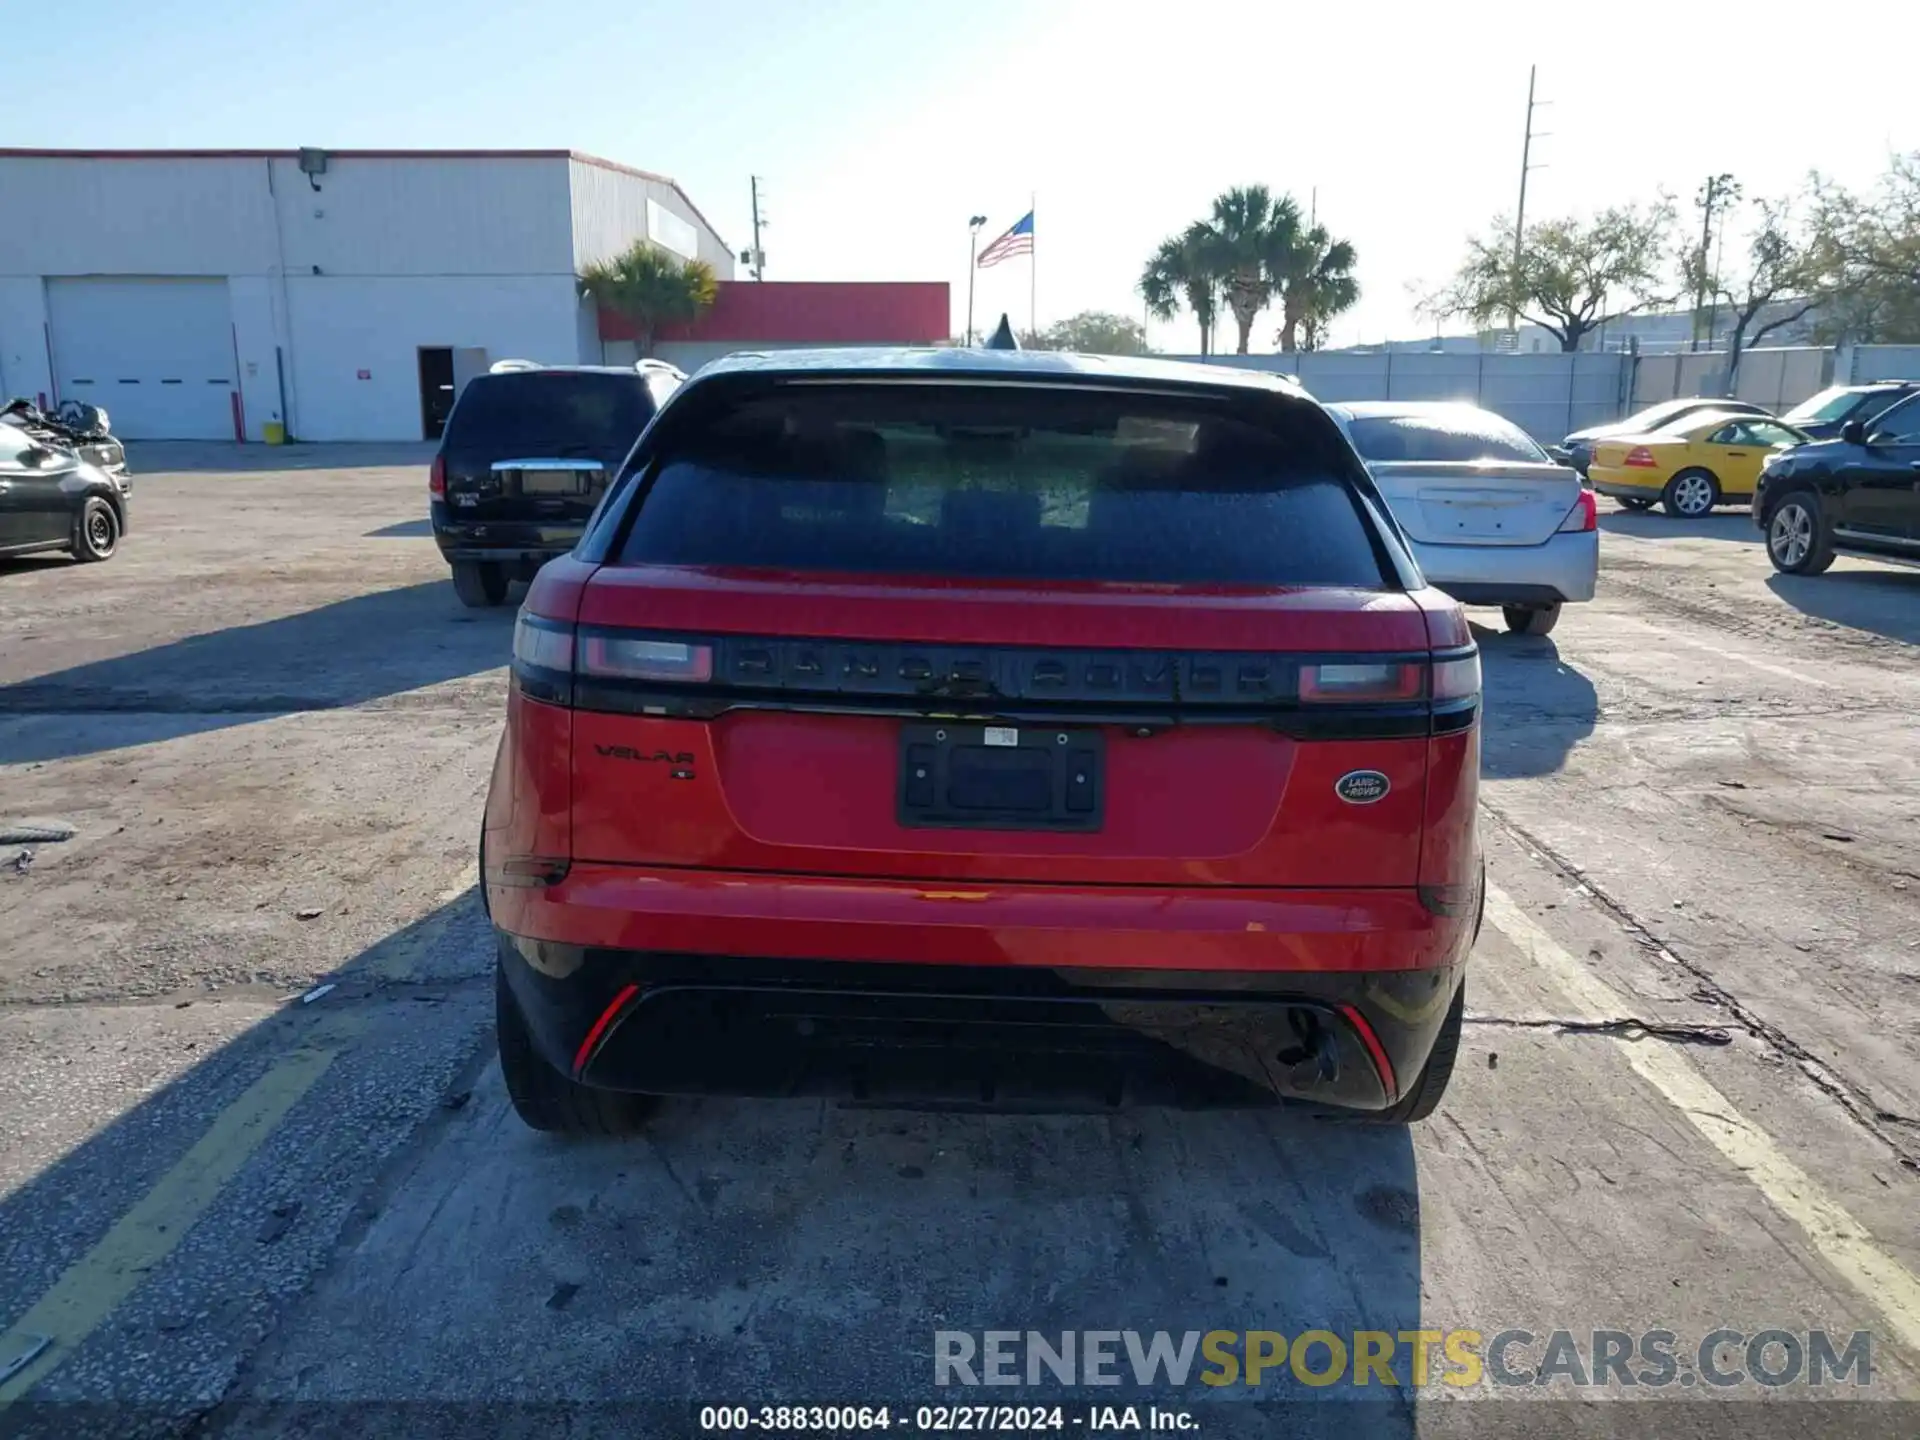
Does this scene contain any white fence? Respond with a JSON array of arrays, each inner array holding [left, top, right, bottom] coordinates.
[[1629, 348, 1833, 411], [1169, 343, 1920, 441], [1169, 350, 1628, 441]]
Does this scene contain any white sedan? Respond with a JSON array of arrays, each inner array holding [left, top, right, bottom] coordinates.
[[1326, 401, 1598, 637]]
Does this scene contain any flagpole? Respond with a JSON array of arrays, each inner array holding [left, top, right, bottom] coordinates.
[[1028, 192, 1037, 339]]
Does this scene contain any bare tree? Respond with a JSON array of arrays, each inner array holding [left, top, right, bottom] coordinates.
[[1432, 202, 1676, 351], [1684, 193, 1828, 385]]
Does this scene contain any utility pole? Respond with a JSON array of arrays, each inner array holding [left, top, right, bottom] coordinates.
[[748, 176, 767, 281], [1509, 65, 1549, 339], [1691, 173, 1735, 350]]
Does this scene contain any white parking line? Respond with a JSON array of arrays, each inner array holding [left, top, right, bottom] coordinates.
[[1483, 884, 1920, 1353]]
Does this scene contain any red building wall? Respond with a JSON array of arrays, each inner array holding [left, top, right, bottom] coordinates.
[[598, 281, 949, 346]]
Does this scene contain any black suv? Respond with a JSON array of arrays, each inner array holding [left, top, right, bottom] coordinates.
[[1754, 392, 1920, 574], [429, 361, 684, 607], [1779, 381, 1920, 442]]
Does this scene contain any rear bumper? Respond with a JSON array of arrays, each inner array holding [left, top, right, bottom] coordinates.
[[1589, 471, 1661, 502], [430, 507, 583, 566], [489, 865, 1477, 1112], [1408, 530, 1597, 605]]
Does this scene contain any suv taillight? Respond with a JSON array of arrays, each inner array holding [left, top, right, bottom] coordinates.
[[1557, 489, 1597, 532], [429, 454, 447, 499], [513, 613, 574, 670], [1298, 661, 1425, 703], [1431, 652, 1481, 703], [578, 636, 713, 683]]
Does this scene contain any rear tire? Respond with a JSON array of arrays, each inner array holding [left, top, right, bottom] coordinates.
[[451, 559, 509, 608], [71, 497, 119, 562], [496, 963, 658, 1135], [1765, 491, 1836, 576], [1502, 602, 1561, 636], [1368, 982, 1465, 1124], [1661, 469, 1720, 519]]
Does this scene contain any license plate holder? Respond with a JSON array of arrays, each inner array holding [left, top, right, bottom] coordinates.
[[897, 723, 1104, 832], [517, 469, 590, 496]]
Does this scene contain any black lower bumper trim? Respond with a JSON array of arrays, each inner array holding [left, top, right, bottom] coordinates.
[[1438, 582, 1567, 607], [496, 934, 1462, 1113]]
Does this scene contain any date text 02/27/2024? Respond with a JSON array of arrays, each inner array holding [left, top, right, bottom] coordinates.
[[698, 1405, 1198, 1432]]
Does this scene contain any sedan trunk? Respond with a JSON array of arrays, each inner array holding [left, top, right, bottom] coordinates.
[[1366, 460, 1584, 547]]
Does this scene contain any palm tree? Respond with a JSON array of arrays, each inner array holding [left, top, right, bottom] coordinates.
[[1139, 225, 1222, 356], [1203, 185, 1304, 354], [1278, 227, 1361, 353], [577, 241, 718, 356]]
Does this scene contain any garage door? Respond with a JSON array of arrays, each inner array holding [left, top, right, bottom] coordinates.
[[46, 278, 238, 440]]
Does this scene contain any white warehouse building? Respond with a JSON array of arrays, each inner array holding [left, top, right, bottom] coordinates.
[[0, 148, 733, 442]]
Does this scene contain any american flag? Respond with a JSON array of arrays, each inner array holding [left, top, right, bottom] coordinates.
[[976, 210, 1034, 268]]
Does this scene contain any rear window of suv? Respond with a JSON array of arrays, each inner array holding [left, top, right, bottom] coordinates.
[[614, 385, 1390, 587], [444, 372, 653, 452]]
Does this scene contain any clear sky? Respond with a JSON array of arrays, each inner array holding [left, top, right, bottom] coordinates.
[[15, 0, 1919, 352]]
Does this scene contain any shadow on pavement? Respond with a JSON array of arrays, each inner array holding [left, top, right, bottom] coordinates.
[[124, 442, 437, 476], [1474, 624, 1598, 779], [0, 889, 494, 1429], [367, 518, 434, 538], [0, 580, 515, 764], [0, 884, 1427, 1435], [1598, 508, 1760, 545], [1767, 568, 1920, 647], [0, 556, 73, 579]]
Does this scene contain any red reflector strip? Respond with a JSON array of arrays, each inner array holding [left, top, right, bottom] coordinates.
[[1339, 1003, 1398, 1103], [574, 983, 640, 1076]]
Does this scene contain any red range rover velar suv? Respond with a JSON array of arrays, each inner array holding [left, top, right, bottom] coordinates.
[[481, 348, 1482, 1132]]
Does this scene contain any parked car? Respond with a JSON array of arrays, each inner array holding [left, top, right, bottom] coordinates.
[[1754, 392, 1920, 575], [0, 417, 129, 562], [429, 360, 686, 607], [1778, 381, 1920, 441], [1588, 412, 1811, 518], [1326, 401, 1596, 637], [484, 349, 1483, 1131], [2, 398, 128, 478], [1552, 397, 1773, 477]]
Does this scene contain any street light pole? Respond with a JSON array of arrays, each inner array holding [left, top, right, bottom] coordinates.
[[966, 216, 987, 345]]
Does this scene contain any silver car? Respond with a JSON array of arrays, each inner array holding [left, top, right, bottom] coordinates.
[[1327, 402, 1598, 637]]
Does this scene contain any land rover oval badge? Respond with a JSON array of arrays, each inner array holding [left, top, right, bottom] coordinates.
[[1335, 770, 1390, 804]]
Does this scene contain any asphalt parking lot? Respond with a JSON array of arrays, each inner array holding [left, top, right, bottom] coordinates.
[[3, 446, 1920, 1439]]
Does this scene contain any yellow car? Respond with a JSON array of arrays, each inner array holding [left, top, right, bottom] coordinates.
[[1589, 412, 1811, 518]]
